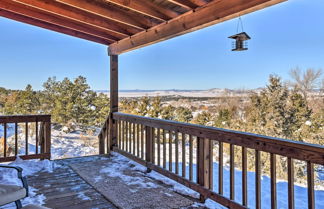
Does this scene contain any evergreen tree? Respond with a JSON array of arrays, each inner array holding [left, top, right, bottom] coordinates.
[[193, 111, 211, 126], [174, 107, 192, 123], [149, 96, 162, 118], [161, 105, 175, 120], [15, 85, 40, 114], [136, 97, 150, 116]]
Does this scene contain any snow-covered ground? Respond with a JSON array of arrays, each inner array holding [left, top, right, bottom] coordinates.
[[0, 125, 98, 159], [51, 129, 98, 159]]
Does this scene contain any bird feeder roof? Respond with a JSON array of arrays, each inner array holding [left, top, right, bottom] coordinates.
[[228, 32, 251, 40]]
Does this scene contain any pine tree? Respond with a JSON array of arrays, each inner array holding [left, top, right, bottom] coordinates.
[[137, 97, 150, 116], [149, 96, 162, 118], [161, 105, 175, 120], [15, 84, 40, 114], [192, 111, 211, 126], [174, 107, 192, 123]]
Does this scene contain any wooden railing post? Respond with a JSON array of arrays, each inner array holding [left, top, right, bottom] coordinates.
[[109, 53, 118, 151], [145, 126, 153, 172], [197, 137, 211, 202], [98, 133, 104, 154], [44, 117, 51, 159], [39, 122, 45, 155]]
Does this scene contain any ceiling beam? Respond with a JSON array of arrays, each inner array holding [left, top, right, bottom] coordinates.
[[165, 0, 200, 10], [109, 0, 287, 55], [0, 0, 119, 42], [104, 0, 179, 21], [56, 0, 160, 29], [0, 9, 113, 45], [12, 0, 141, 36]]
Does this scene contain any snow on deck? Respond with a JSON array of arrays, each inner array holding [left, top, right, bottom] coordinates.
[[0, 156, 117, 209], [69, 152, 208, 209], [0, 155, 211, 209]]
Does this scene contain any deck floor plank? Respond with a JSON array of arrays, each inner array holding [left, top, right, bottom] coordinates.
[[26, 155, 117, 209]]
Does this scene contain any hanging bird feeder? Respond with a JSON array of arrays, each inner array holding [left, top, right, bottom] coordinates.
[[228, 17, 251, 51], [228, 32, 251, 51]]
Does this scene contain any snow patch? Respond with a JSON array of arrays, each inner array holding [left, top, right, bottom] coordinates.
[[146, 171, 199, 199], [99, 153, 157, 189], [0, 157, 55, 209], [77, 192, 91, 201]]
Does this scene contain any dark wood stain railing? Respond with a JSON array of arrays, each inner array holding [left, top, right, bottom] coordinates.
[[0, 115, 51, 162], [98, 112, 324, 209]]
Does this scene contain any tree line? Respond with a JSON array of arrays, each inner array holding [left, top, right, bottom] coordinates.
[[0, 76, 109, 131]]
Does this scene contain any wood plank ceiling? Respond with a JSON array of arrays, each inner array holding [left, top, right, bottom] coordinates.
[[0, 0, 287, 55]]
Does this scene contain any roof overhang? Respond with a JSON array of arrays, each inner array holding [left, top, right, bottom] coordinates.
[[0, 0, 287, 55]]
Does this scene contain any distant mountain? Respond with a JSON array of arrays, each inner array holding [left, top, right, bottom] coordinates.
[[95, 88, 263, 98]]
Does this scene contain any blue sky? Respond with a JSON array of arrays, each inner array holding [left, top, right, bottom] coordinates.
[[0, 0, 323, 90]]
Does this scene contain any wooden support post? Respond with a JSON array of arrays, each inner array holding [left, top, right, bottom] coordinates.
[[197, 137, 211, 202], [109, 53, 118, 151]]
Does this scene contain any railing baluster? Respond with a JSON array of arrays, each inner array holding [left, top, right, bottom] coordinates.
[[137, 124, 140, 157], [307, 162, 315, 209], [117, 120, 120, 148], [141, 124, 144, 159], [209, 140, 213, 190], [128, 121, 130, 153], [36, 120, 39, 154], [119, 120, 121, 150], [230, 144, 235, 200], [270, 153, 277, 209], [4, 123, 7, 157], [124, 121, 127, 151], [122, 121, 125, 151], [25, 122, 28, 155], [106, 120, 109, 153], [152, 128, 155, 164], [128, 122, 131, 153], [197, 137, 199, 183], [116, 120, 118, 148], [129, 122, 132, 153], [242, 147, 248, 206], [145, 126, 153, 164], [169, 130, 172, 171], [288, 157, 295, 209], [133, 123, 136, 155], [182, 133, 186, 178], [189, 135, 193, 181], [15, 123, 18, 156], [157, 128, 161, 166], [128, 122, 131, 152], [219, 141, 223, 195], [120, 120, 122, 148], [126, 122, 130, 152], [255, 150, 261, 209], [126, 121, 129, 152], [163, 129, 166, 169], [175, 131, 179, 174]]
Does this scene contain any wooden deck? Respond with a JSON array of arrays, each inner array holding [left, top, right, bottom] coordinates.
[[27, 155, 117, 209]]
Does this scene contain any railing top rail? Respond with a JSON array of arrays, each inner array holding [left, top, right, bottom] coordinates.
[[0, 114, 51, 123], [113, 112, 324, 164]]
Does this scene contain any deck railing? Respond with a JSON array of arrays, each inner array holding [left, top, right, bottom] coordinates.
[[0, 115, 51, 162], [99, 112, 324, 209]]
